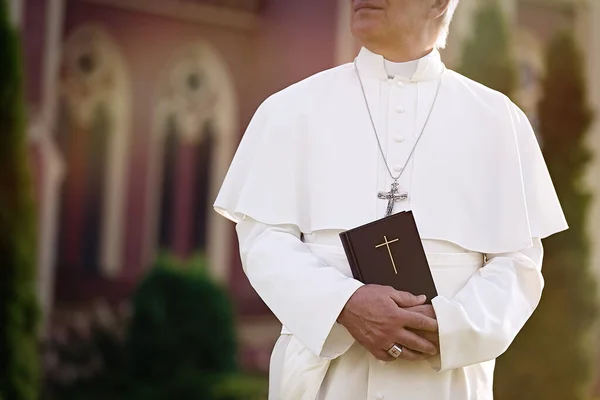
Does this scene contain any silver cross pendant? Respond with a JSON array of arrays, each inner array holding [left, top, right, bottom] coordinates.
[[378, 181, 408, 217]]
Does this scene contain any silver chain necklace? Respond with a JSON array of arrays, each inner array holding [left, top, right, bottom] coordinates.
[[353, 60, 445, 217]]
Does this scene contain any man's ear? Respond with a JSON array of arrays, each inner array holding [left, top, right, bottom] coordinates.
[[429, 0, 452, 20]]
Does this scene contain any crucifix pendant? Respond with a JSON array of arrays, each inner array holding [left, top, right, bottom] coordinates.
[[378, 181, 408, 217]]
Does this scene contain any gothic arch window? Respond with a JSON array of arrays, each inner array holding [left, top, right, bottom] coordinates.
[[146, 43, 238, 282], [56, 25, 131, 277]]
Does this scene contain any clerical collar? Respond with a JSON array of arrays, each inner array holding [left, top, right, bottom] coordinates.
[[355, 46, 445, 82], [383, 59, 418, 80]]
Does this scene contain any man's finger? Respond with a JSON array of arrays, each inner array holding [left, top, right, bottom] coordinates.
[[389, 291, 427, 308], [401, 310, 438, 332], [373, 349, 397, 362], [413, 330, 439, 346], [399, 347, 429, 362], [395, 329, 438, 356], [405, 305, 436, 319]]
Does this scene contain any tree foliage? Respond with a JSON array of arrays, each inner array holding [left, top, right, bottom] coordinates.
[[0, 1, 41, 399], [458, 0, 517, 97], [494, 30, 597, 400]]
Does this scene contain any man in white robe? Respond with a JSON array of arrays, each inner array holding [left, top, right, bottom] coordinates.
[[213, 0, 568, 399]]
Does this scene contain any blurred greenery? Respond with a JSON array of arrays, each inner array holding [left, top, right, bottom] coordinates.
[[0, 0, 41, 399], [494, 30, 598, 400], [43, 253, 268, 399], [211, 374, 269, 400], [127, 252, 238, 398], [457, 0, 517, 97], [458, 1, 599, 398]]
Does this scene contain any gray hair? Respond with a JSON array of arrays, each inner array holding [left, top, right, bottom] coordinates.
[[436, 0, 459, 48]]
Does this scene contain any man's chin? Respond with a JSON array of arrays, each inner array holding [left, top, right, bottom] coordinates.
[[351, 23, 385, 45]]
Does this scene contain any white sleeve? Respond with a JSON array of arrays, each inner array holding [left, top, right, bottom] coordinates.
[[429, 238, 544, 371], [236, 217, 364, 359]]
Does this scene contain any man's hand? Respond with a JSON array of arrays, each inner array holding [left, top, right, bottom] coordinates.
[[405, 304, 436, 319], [337, 285, 438, 362], [405, 304, 440, 359]]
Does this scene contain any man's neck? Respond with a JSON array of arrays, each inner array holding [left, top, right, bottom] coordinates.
[[365, 43, 435, 63]]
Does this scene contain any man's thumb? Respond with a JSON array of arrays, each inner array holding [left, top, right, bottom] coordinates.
[[391, 291, 426, 307]]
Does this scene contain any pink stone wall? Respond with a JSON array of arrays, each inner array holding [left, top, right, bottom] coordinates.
[[60, 0, 339, 314], [23, 0, 47, 108]]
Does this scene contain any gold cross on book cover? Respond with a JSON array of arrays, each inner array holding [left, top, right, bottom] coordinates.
[[339, 211, 438, 304], [375, 236, 400, 274]]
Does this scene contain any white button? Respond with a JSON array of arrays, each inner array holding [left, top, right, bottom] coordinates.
[[396, 81, 405, 88], [395, 106, 405, 113], [394, 135, 405, 143], [394, 164, 403, 172]]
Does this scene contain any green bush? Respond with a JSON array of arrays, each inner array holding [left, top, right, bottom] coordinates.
[[126, 253, 238, 398], [0, 0, 40, 399], [212, 374, 268, 400], [43, 254, 266, 400]]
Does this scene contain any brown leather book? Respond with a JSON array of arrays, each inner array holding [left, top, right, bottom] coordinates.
[[339, 211, 438, 304]]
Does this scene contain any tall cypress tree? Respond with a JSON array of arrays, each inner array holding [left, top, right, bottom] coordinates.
[[0, 1, 40, 399], [457, 0, 517, 97], [494, 31, 597, 400]]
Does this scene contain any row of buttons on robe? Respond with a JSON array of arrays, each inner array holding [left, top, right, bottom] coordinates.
[[392, 77, 407, 174], [393, 93, 405, 172]]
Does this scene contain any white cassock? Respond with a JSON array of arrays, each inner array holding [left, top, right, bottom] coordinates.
[[214, 47, 568, 400]]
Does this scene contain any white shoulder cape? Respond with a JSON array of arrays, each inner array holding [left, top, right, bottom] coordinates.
[[214, 65, 568, 253]]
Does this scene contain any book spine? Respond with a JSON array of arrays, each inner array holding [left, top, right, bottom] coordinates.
[[339, 232, 363, 282]]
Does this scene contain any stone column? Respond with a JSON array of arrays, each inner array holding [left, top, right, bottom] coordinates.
[[30, 121, 65, 337], [31, 0, 66, 336]]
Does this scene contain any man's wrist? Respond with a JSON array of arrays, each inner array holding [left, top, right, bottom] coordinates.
[[336, 286, 362, 325], [337, 299, 352, 326]]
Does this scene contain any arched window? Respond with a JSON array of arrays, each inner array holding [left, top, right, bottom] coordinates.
[[56, 25, 131, 277], [146, 43, 237, 282]]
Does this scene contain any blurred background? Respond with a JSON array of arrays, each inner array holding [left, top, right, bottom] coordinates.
[[2, 0, 600, 399]]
